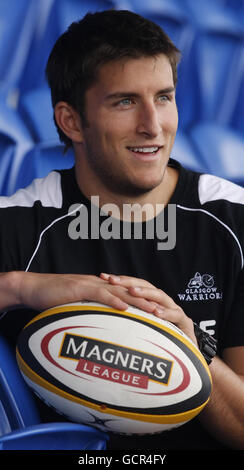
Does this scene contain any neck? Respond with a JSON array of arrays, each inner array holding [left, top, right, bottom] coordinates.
[[75, 161, 178, 222]]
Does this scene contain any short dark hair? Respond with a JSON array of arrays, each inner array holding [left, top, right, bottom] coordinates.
[[46, 9, 181, 149]]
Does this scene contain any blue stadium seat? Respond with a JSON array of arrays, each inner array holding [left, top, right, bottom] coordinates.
[[0, 334, 108, 450], [0, 422, 108, 450], [13, 142, 74, 193], [18, 86, 57, 142], [183, 0, 244, 31], [194, 31, 243, 124], [189, 122, 244, 186], [182, 0, 244, 125], [54, 0, 115, 34], [217, 0, 244, 14], [0, 334, 40, 435], [18, 0, 115, 94], [0, 0, 38, 94], [129, 0, 191, 51], [129, 0, 197, 129], [130, 0, 184, 15], [17, 0, 60, 93], [174, 30, 199, 129], [0, 97, 33, 196], [228, 60, 244, 134], [172, 129, 207, 173], [0, 135, 16, 196]]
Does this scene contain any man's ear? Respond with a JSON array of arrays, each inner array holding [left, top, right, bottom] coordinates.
[[54, 101, 84, 144]]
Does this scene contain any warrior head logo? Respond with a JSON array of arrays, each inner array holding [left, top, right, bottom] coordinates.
[[188, 272, 214, 289]]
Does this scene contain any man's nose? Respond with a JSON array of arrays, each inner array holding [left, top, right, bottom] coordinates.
[[136, 102, 162, 138]]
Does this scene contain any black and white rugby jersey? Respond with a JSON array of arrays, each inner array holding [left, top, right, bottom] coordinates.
[[1, 158, 244, 449], [1, 158, 244, 354]]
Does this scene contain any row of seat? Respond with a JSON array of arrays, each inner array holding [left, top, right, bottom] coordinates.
[[1, 0, 244, 130], [1, 0, 244, 97]]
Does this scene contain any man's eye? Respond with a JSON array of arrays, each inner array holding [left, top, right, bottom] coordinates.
[[117, 98, 133, 106], [158, 95, 171, 102]]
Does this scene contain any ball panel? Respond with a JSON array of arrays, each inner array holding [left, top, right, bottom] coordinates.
[[21, 303, 211, 373], [17, 374, 196, 435], [16, 350, 208, 426]]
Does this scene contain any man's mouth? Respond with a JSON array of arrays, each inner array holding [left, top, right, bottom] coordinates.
[[127, 146, 162, 155]]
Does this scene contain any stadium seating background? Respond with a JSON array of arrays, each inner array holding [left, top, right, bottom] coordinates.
[[0, 0, 244, 195]]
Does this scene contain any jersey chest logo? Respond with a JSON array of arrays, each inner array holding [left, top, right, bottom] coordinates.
[[177, 272, 223, 302]]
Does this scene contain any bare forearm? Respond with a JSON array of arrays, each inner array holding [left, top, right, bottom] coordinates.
[[0, 271, 159, 314], [0, 271, 23, 312], [199, 356, 244, 449]]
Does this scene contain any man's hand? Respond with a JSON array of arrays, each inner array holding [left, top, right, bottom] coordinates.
[[100, 273, 197, 345]]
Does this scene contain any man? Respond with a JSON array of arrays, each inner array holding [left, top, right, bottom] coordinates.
[[0, 10, 244, 449]]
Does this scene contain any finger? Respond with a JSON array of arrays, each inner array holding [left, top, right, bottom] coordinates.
[[83, 286, 129, 311], [128, 286, 176, 309], [107, 275, 122, 284], [100, 272, 114, 281], [153, 306, 197, 345], [100, 273, 154, 289], [83, 283, 157, 314], [109, 286, 158, 313]]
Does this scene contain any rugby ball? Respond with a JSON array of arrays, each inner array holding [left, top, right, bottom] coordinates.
[[16, 302, 212, 435]]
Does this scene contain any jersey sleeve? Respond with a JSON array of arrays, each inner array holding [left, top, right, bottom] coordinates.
[[0, 209, 19, 272], [221, 267, 244, 349]]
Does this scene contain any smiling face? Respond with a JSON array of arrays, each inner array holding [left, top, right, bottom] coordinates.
[[74, 54, 179, 202]]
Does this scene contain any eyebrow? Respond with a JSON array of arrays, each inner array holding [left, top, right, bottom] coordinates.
[[105, 87, 175, 101]]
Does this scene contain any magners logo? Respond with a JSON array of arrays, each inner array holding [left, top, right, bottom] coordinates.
[[59, 333, 173, 390]]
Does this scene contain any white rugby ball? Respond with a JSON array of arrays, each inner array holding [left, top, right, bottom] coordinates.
[[16, 302, 212, 435]]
